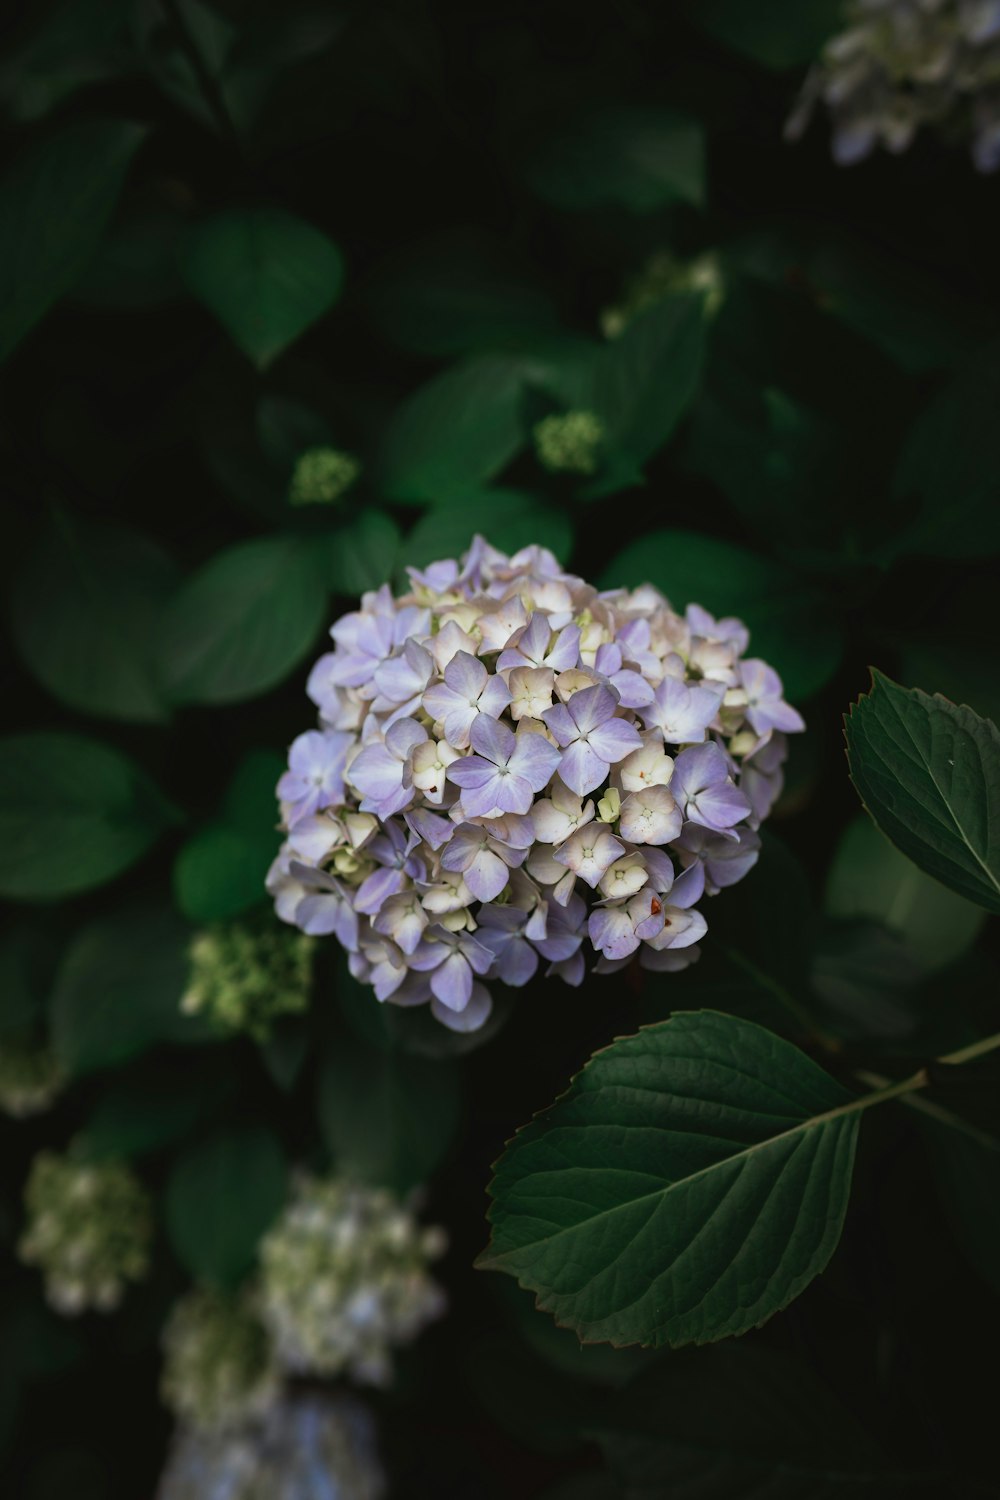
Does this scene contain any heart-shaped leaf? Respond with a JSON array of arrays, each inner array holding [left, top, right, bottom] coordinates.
[[181, 206, 343, 368]]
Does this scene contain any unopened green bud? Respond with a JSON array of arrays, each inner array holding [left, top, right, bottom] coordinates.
[[19, 1151, 151, 1314], [182, 920, 313, 1042], [534, 410, 605, 476], [289, 446, 360, 506]]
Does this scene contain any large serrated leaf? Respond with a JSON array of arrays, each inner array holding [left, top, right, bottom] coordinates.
[[478, 1011, 859, 1349], [845, 671, 1000, 914]]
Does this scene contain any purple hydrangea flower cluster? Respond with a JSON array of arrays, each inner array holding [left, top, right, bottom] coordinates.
[[269, 538, 804, 1033]]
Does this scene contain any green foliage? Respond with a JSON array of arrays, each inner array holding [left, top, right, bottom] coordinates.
[[0, 734, 177, 901], [578, 294, 706, 496], [478, 1012, 859, 1348], [11, 512, 177, 723], [50, 903, 202, 1076], [892, 341, 1000, 557], [317, 1027, 461, 1196], [529, 108, 705, 212], [3, 2, 1000, 1489], [165, 1125, 288, 1288], [157, 535, 327, 705], [325, 509, 401, 596], [826, 817, 986, 971], [846, 672, 1000, 912], [0, 117, 144, 362], [400, 491, 573, 572], [173, 750, 284, 923], [683, 0, 843, 69], [180, 207, 343, 369], [604, 529, 840, 700], [377, 355, 527, 504]]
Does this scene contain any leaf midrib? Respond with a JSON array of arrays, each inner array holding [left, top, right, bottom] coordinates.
[[488, 1085, 873, 1257]]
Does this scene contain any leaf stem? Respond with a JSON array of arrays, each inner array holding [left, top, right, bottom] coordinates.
[[853, 1068, 1000, 1152]]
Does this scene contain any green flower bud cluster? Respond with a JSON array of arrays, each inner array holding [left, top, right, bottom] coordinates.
[[182, 921, 313, 1042], [601, 249, 725, 338], [258, 1178, 446, 1386], [0, 1035, 62, 1117], [161, 1289, 280, 1432], [19, 1152, 151, 1314], [288, 446, 360, 506], [533, 410, 605, 475], [157, 1393, 385, 1500]]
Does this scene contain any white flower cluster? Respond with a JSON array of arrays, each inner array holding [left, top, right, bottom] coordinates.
[[161, 1289, 279, 1431], [269, 537, 803, 1032], [19, 1151, 151, 1314], [787, 0, 1000, 171], [157, 1393, 385, 1500], [258, 1178, 446, 1387]]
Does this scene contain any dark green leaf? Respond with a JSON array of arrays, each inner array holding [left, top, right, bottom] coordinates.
[[529, 108, 704, 212], [0, 118, 144, 362], [180, 207, 343, 369], [82, 1067, 209, 1159], [845, 671, 1000, 913], [325, 509, 401, 595], [401, 490, 573, 573], [365, 231, 557, 357], [826, 817, 986, 971], [377, 356, 526, 505], [892, 341, 1000, 558], [602, 529, 841, 701], [478, 1011, 859, 1348], [158, 535, 327, 705], [11, 512, 177, 723], [259, 1018, 308, 1091], [173, 749, 283, 923], [682, 0, 843, 70], [165, 1125, 288, 1287], [0, 733, 176, 901], [925, 1126, 1000, 1298], [582, 294, 706, 490], [595, 1342, 901, 1498], [50, 903, 205, 1076], [317, 1030, 461, 1195], [0, 924, 60, 1037]]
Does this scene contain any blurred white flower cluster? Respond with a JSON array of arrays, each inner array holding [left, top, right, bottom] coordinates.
[[157, 1393, 385, 1500], [18, 1151, 151, 1313], [787, 0, 1000, 170], [258, 1177, 446, 1386], [161, 1289, 280, 1432]]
